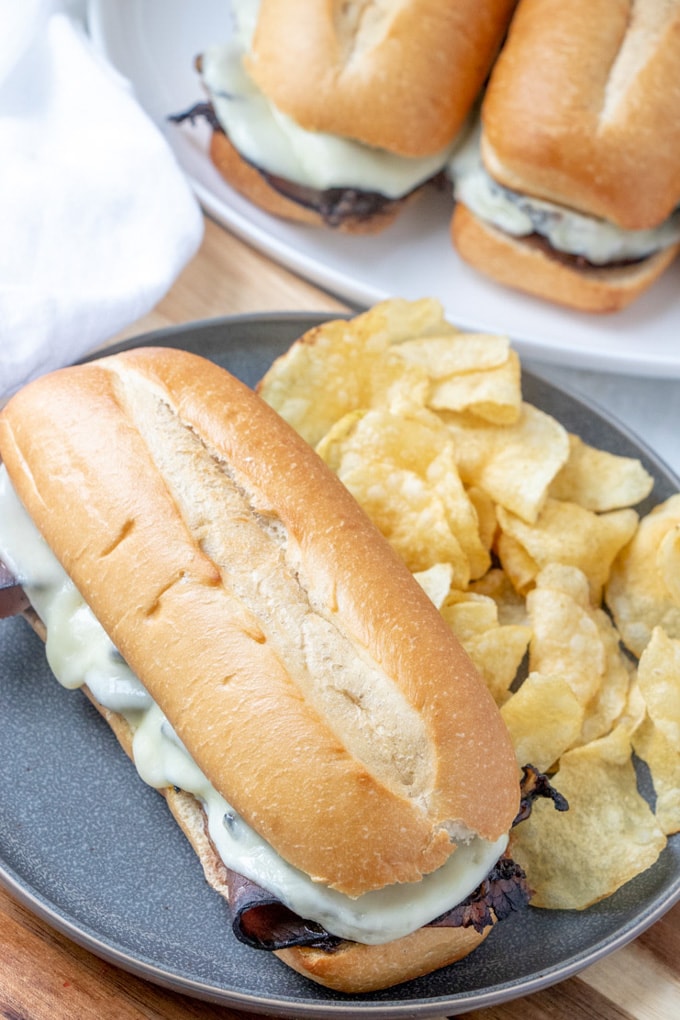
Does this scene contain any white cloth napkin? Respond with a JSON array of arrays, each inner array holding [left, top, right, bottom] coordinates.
[[0, 0, 204, 399]]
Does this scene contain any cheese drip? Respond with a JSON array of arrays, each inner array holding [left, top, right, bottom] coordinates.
[[0, 465, 506, 945], [449, 122, 680, 264]]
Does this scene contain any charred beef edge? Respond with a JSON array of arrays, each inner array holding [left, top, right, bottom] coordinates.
[[168, 101, 412, 228], [0, 560, 29, 618], [228, 765, 568, 952]]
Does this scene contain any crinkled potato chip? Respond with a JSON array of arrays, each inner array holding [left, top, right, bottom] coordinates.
[[549, 434, 654, 511], [510, 726, 667, 910], [495, 533, 540, 596], [658, 523, 680, 605], [463, 627, 532, 707], [527, 580, 605, 706], [633, 717, 680, 836], [413, 563, 455, 610], [317, 409, 489, 583], [581, 605, 636, 745], [469, 568, 528, 626], [257, 299, 446, 445], [500, 672, 584, 773], [606, 495, 680, 656], [527, 565, 634, 744], [441, 591, 499, 641], [441, 403, 570, 524], [636, 626, 680, 746], [390, 332, 508, 378], [497, 498, 638, 602], [466, 486, 498, 554], [428, 351, 522, 425], [440, 592, 530, 706]]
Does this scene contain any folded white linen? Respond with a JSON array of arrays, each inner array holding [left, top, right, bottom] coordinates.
[[0, 0, 204, 399]]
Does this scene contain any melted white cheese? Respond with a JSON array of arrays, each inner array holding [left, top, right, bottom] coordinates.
[[448, 122, 680, 264], [197, 2, 456, 197], [0, 465, 506, 945]]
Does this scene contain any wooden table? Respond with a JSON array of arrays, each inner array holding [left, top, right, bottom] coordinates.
[[2, 216, 679, 1020]]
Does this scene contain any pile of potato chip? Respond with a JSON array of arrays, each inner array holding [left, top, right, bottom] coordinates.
[[259, 298, 680, 912]]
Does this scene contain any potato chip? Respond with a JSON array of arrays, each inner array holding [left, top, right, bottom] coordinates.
[[497, 498, 638, 602], [440, 591, 498, 640], [258, 300, 445, 445], [658, 523, 680, 604], [468, 567, 528, 626], [549, 433, 654, 511], [606, 495, 680, 656], [428, 351, 522, 425], [636, 626, 680, 746], [500, 672, 584, 772], [580, 605, 636, 745], [413, 563, 454, 609], [389, 332, 508, 378], [633, 717, 680, 835], [527, 577, 605, 706], [526, 564, 635, 744], [440, 592, 531, 705], [495, 533, 540, 596], [316, 409, 489, 583], [466, 486, 498, 554], [510, 725, 667, 909], [440, 403, 570, 524], [464, 627, 532, 706]]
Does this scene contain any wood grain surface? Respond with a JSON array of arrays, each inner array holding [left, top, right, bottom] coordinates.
[[1, 215, 678, 1020]]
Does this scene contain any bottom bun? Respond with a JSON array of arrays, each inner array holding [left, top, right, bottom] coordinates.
[[451, 203, 680, 313], [209, 130, 415, 235], [276, 925, 490, 994]]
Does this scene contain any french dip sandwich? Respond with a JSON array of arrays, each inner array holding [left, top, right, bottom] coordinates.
[[172, 0, 518, 232], [0, 346, 560, 993], [449, 0, 680, 311]]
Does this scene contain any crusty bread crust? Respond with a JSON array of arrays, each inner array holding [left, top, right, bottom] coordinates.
[[480, 0, 680, 229], [0, 347, 519, 899], [246, 0, 518, 157], [209, 130, 412, 234], [451, 203, 680, 312]]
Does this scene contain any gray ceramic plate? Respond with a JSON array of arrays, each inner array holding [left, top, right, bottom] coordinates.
[[1, 313, 679, 1019]]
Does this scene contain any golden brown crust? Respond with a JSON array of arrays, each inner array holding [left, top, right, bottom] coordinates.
[[0, 347, 519, 898], [209, 131, 414, 234], [481, 0, 680, 228], [276, 924, 491, 993], [451, 202, 680, 312], [246, 0, 518, 157]]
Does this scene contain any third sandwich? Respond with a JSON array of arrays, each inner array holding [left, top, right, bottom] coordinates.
[[449, 0, 680, 311]]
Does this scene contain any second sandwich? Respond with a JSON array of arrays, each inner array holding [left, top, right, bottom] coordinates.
[[450, 0, 680, 311], [173, 0, 518, 232]]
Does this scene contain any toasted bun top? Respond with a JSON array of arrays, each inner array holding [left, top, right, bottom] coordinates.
[[0, 347, 519, 896], [245, 0, 518, 157], [481, 0, 680, 229]]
